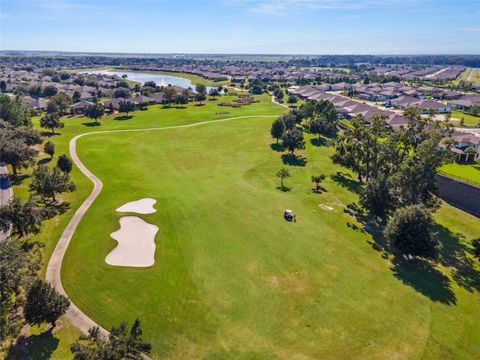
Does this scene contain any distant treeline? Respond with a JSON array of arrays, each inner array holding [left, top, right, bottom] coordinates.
[[286, 55, 480, 68], [1, 53, 479, 69]]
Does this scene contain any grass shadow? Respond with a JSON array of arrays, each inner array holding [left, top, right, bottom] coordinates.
[[8, 330, 59, 360], [331, 171, 362, 194], [270, 143, 284, 152], [40, 131, 60, 138], [114, 115, 133, 121], [435, 224, 480, 293], [310, 137, 326, 147], [42, 201, 71, 219], [391, 257, 456, 305], [25, 330, 59, 360], [37, 158, 52, 165], [82, 121, 101, 127], [9, 173, 29, 186], [281, 153, 307, 167]]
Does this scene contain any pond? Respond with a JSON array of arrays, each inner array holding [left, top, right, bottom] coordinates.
[[87, 70, 220, 92]]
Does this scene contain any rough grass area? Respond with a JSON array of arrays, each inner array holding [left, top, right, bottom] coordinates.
[[51, 109, 480, 358]]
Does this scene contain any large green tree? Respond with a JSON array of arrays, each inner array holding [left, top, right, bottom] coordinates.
[[0, 95, 30, 126], [163, 86, 177, 107], [25, 279, 70, 326], [30, 165, 76, 202], [40, 112, 64, 134], [385, 205, 438, 259], [282, 127, 305, 155], [47, 92, 71, 115], [119, 100, 135, 116], [57, 154, 73, 174], [270, 117, 285, 143], [85, 104, 105, 124], [0, 199, 44, 238]]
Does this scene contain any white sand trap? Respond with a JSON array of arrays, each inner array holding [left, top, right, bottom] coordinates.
[[106, 216, 158, 267], [116, 198, 157, 214]]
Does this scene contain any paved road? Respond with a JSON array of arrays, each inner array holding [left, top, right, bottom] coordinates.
[[45, 115, 279, 354], [0, 165, 13, 242]]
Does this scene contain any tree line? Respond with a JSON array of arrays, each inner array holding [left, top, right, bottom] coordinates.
[[0, 95, 76, 352], [0, 95, 153, 358], [332, 108, 456, 259]]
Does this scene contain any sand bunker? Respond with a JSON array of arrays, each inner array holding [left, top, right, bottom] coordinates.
[[106, 216, 158, 267], [116, 198, 157, 214]]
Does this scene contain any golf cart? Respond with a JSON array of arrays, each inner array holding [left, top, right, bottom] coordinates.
[[284, 209, 295, 221]]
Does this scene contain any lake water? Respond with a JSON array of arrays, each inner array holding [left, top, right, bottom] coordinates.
[[87, 70, 219, 92]]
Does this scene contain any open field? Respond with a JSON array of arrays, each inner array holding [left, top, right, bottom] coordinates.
[[12, 94, 480, 358], [438, 162, 480, 187]]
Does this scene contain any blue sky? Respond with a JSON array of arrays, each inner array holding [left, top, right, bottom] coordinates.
[[1, 0, 479, 54]]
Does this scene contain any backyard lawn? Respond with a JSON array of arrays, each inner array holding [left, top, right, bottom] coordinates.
[[450, 109, 480, 127], [439, 162, 480, 187]]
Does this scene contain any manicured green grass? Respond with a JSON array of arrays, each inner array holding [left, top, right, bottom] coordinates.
[[57, 114, 479, 358], [15, 94, 480, 358], [9, 95, 282, 358], [16, 95, 281, 277], [438, 162, 480, 187], [450, 109, 480, 127]]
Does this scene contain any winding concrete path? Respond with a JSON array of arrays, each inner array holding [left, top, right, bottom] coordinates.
[[45, 115, 277, 345]]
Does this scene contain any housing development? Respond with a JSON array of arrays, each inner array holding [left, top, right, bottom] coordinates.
[[1, 1, 480, 359]]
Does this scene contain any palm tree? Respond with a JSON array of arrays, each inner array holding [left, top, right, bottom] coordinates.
[[277, 168, 290, 190], [311, 174, 326, 192]]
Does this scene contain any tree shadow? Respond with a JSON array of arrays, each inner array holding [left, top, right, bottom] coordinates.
[[276, 185, 291, 192], [331, 171, 362, 194], [40, 131, 60, 138], [82, 121, 101, 127], [114, 115, 133, 121], [42, 201, 71, 219], [270, 143, 284, 152], [38, 158, 52, 165], [435, 224, 480, 293], [8, 330, 59, 360], [310, 137, 326, 147], [9, 173, 29, 186], [25, 330, 60, 360], [312, 185, 327, 193], [391, 257, 456, 305], [281, 153, 307, 166]]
